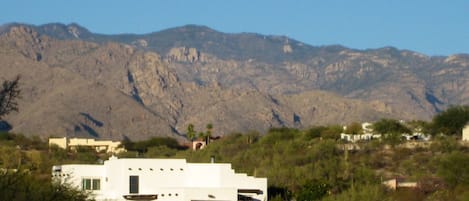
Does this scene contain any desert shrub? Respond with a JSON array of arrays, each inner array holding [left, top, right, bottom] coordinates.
[[437, 151, 469, 188], [0, 172, 92, 201], [321, 184, 389, 201]]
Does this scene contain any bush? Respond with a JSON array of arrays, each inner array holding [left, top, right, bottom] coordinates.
[[430, 135, 460, 153], [321, 184, 389, 201], [437, 151, 469, 188], [345, 122, 363, 135], [0, 172, 92, 201], [296, 180, 330, 201], [373, 119, 411, 134], [305, 126, 326, 140], [123, 137, 186, 153], [431, 105, 469, 136], [260, 127, 299, 144]]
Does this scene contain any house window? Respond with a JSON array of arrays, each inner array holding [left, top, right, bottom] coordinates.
[[92, 179, 100, 190], [82, 179, 91, 190], [129, 175, 139, 194], [82, 178, 100, 190]]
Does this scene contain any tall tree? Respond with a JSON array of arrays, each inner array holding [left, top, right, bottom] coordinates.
[[344, 122, 363, 135], [205, 123, 213, 144], [372, 119, 411, 134], [431, 105, 469, 136], [186, 124, 196, 141], [0, 76, 21, 120]]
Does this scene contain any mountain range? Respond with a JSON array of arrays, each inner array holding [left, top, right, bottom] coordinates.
[[0, 23, 468, 140]]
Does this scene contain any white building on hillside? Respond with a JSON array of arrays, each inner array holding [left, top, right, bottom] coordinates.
[[361, 122, 373, 133], [340, 133, 381, 142], [52, 156, 267, 201], [463, 124, 469, 141], [340, 122, 381, 142]]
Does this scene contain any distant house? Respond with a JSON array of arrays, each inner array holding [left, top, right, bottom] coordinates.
[[340, 121, 431, 143], [463, 124, 469, 141], [341, 122, 381, 142], [404, 133, 431, 141], [340, 133, 381, 142], [382, 178, 418, 190], [361, 122, 373, 133], [48, 137, 125, 153], [192, 139, 206, 150], [191, 136, 221, 150], [52, 156, 267, 201]]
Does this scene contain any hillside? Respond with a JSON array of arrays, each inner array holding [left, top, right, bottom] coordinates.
[[0, 23, 468, 140]]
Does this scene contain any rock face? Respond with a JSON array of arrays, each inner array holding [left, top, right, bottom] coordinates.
[[0, 23, 468, 140], [166, 47, 206, 63], [0, 26, 180, 141]]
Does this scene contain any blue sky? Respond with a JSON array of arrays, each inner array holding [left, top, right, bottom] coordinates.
[[1, 0, 468, 56]]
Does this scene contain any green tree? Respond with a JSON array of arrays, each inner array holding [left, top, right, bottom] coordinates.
[[309, 140, 344, 186], [382, 132, 404, 147], [0, 76, 21, 119], [372, 119, 411, 134], [431, 105, 469, 136], [345, 122, 363, 135], [205, 123, 213, 144], [261, 127, 299, 144], [296, 180, 330, 201], [186, 123, 196, 141], [0, 172, 92, 201], [197, 131, 206, 140], [406, 120, 430, 133], [321, 125, 343, 140], [268, 186, 292, 201], [122, 137, 185, 154], [305, 126, 326, 140], [321, 184, 389, 201]]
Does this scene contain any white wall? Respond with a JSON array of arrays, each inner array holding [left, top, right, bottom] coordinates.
[[54, 164, 106, 199], [49, 137, 67, 149], [463, 125, 469, 141]]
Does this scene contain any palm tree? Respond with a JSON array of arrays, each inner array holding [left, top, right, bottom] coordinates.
[[206, 123, 213, 144], [187, 124, 196, 141], [198, 132, 205, 141]]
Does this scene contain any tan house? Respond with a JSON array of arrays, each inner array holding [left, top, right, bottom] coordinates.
[[49, 137, 125, 153], [382, 178, 417, 190]]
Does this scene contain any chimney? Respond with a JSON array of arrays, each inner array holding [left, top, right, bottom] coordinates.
[[210, 155, 215, 163]]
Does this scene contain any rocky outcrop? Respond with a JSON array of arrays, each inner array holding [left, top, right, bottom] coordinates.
[[166, 47, 206, 63], [127, 52, 184, 124], [283, 44, 293, 53], [132, 39, 148, 47], [0, 25, 49, 61]]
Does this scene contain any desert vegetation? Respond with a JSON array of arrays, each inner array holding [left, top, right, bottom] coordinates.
[[1, 84, 469, 201]]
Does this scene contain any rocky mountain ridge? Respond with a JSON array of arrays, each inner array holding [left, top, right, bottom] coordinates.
[[0, 23, 468, 140]]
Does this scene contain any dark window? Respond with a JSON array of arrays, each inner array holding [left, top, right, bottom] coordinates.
[[92, 179, 100, 190], [82, 178, 100, 190], [129, 175, 139, 194], [82, 178, 91, 190]]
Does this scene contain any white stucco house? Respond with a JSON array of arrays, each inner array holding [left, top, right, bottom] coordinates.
[[340, 122, 381, 142], [52, 156, 267, 201], [340, 133, 381, 142]]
